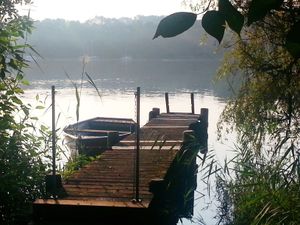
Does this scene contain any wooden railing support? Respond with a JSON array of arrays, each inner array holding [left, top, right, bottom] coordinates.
[[165, 92, 170, 113], [191, 93, 195, 114]]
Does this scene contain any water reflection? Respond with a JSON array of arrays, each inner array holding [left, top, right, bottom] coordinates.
[[24, 58, 230, 97]]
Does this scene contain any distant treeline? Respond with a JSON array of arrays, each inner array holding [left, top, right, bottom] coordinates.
[[28, 16, 220, 59]]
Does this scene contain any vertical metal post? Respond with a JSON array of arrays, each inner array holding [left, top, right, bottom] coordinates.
[[165, 92, 170, 113], [135, 87, 141, 201], [51, 85, 56, 177], [191, 93, 195, 114]]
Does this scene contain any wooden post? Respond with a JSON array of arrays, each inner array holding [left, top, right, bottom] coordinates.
[[191, 93, 195, 114], [200, 108, 208, 127], [46, 86, 63, 198], [149, 107, 160, 121], [135, 87, 141, 201], [107, 131, 119, 149], [152, 107, 160, 116], [165, 92, 170, 113], [199, 108, 208, 154], [149, 110, 156, 121]]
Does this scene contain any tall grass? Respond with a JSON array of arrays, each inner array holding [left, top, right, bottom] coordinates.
[[202, 145, 300, 225], [64, 56, 102, 123]]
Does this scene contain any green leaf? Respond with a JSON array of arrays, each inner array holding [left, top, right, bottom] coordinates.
[[202, 10, 225, 44], [21, 79, 30, 86], [1, 70, 6, 79], [153, 12, 197, 39], [248, 0, 284, 25], [11, 96, 22, 105], [219, 0, 244, 35], [35, 105, 45, 110], [285, 22, 300, 59], [85, 72, 102, 102], [75, 85, 80, 122], [16, 73, 24, 80], [40, 125, 48, 132]]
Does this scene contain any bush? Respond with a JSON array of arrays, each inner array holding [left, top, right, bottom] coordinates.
[[62, 154, 98, 179], [0, 77, 49, 224], [0, 2, 50, 224], [215, 146, 300, 225]]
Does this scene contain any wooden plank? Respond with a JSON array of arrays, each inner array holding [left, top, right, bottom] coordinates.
[[119, 140, 182, 143], [68, 129, 130, 133], [159, 113, 199, 118], [34, 199, 149, 208], [112, 146, 180, 150], [92, 118, 136, 124], [151, 117, 198, 121], [143, 125, 189, 129]]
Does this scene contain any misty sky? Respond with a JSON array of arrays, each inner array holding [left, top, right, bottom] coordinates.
[[20, 0, 189, 22]]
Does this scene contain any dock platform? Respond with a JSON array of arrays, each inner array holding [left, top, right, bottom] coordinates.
[[33, 110, 208, 225]]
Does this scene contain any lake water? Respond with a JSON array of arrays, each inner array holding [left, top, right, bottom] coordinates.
[[23, 58, 235, 225]]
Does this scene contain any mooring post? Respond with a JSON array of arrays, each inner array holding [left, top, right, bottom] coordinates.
[[45, 86, 62, 199], [165, 92, 170, 113], [51, 86, 56, 178], [148, 107, 160, 121], [191, 93, 195, 114], [107, 131, 119, 149], [135, 87, 141, 201], [45, 86, 62, 198], [200, 108, 209, 154], [152, 107, 160, 117]]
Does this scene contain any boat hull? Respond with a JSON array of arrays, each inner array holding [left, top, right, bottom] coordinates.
[[63, 117, 136, 156]]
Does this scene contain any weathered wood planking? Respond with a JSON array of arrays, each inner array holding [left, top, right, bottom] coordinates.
[[62, 148, 177, 201], [33, 112, 201, 223]]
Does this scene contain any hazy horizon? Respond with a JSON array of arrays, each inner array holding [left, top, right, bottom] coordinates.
[[19, 0, 189, 22]]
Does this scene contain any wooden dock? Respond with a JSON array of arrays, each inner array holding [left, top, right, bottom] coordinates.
[[33, 109, 208, 225]]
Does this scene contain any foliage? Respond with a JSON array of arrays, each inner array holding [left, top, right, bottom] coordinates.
[[154, 0, 300, 224], [0, 78, 49, 225], [0, 0, 32, 23], [153, 12, 197, 39], [154, 0, 300, 59], [0, 1, 50, 224], [61, 154, 98, 179], [215, 1, 300, 223], [0, 0, 34, 79], [217, 0, 299, 153], [215, 146, 300, 225]]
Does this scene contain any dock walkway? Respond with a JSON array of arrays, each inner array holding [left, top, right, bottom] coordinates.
[[33, 111, 207, 224]]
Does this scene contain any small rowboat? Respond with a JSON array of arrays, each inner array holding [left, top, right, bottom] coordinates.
[[63, 117, 136, 155]]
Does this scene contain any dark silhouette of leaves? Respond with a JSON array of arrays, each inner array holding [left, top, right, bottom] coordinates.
[[202, 10, 225, 44], [286, 21, 300, 59], [219, 0, 244, 35], [247, 0, 284, 25], [153, 12, 197, 39]]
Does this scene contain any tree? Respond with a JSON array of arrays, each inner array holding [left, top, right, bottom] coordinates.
[[213, 0, 300, 152], [213, 2, 300, 223], [154, 0, 300, 224], [0, 1, 49, 224]]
